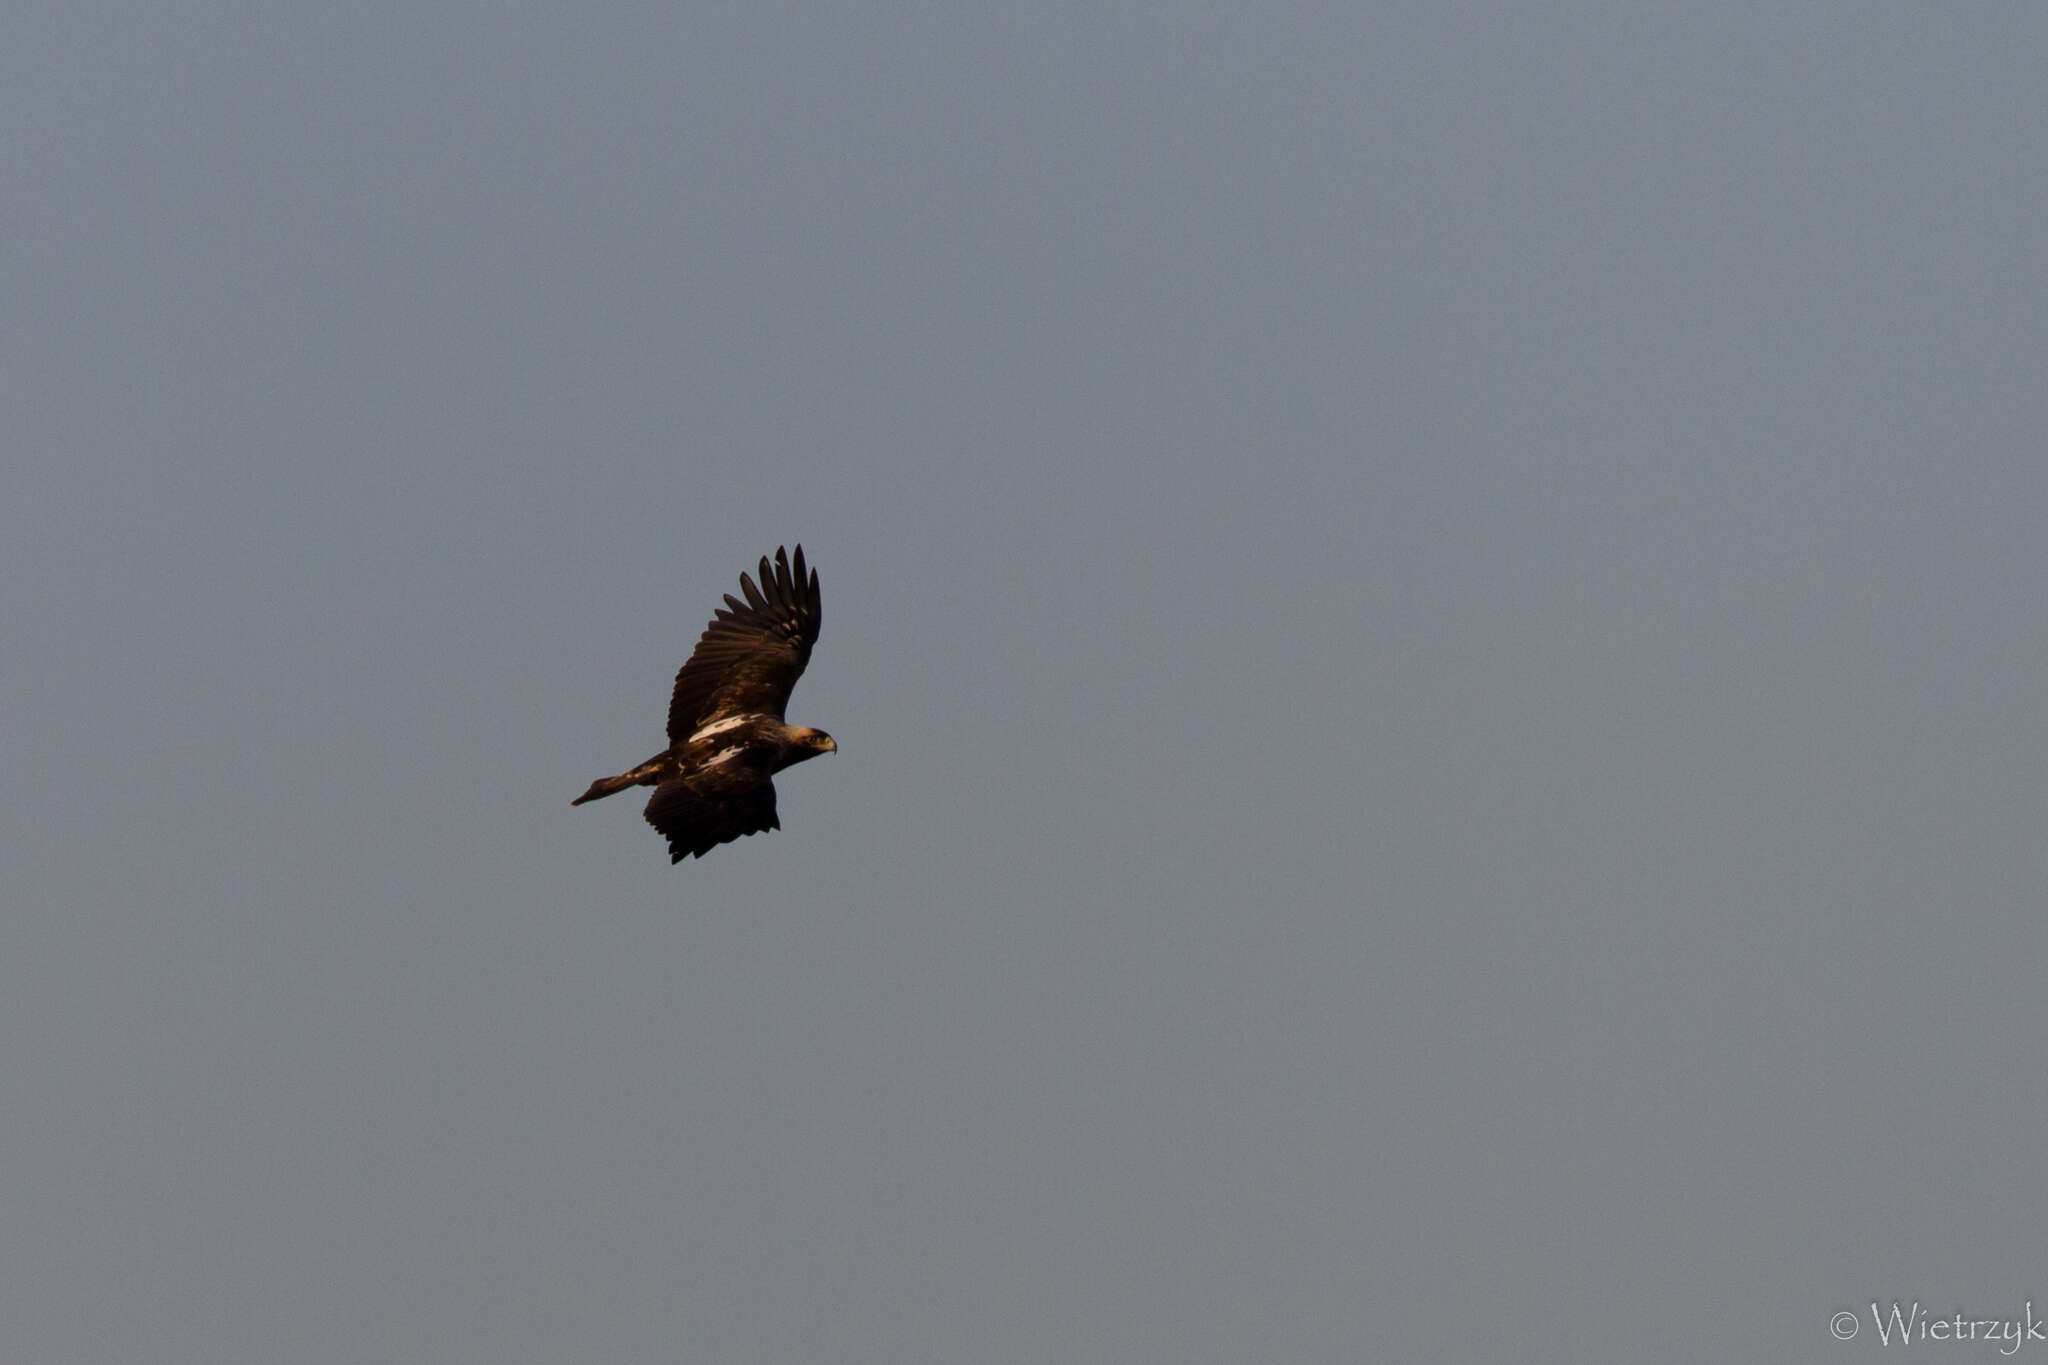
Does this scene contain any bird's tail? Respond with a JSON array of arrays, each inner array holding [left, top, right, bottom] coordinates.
[[571, 771, 639, 806]]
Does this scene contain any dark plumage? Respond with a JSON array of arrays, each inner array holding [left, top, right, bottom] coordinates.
[[572, 546, 835, 862]]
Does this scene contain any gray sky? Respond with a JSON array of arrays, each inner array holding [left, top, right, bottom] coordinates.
[[8, 3, 2047, 1361]]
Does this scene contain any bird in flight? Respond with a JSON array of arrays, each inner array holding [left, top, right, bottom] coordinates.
[[572, 545, 835, 862]]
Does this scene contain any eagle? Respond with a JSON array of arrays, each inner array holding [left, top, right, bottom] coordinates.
[[572, 545, 835, 862]]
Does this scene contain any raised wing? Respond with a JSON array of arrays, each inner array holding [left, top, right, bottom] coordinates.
[[665, 545, 822, 744]]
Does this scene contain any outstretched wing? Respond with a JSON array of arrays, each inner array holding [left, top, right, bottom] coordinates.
[[665, 545, 822, 744], [644, 778, 780, 863]]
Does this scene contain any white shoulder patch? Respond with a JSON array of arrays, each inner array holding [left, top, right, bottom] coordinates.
[[690, 713, 765, 743], [702, 745, 745, 769]]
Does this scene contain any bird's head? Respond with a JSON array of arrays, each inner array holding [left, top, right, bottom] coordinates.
[[784, 727, 837, 765]]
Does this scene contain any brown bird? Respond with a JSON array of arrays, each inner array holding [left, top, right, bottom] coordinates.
[[572, 546, 835, 862]]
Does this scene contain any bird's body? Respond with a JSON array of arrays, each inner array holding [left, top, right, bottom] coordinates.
[[572, 546, 834, 862]]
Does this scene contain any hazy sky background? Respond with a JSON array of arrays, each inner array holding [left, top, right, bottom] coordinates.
[[8, 3, 2046, 1361]]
